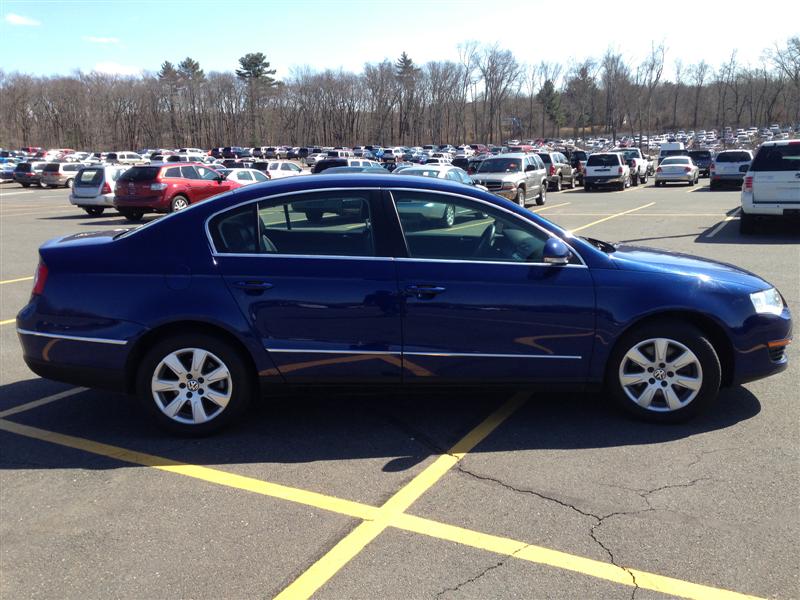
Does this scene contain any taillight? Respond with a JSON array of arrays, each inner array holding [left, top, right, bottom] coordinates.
[[101, 182, 111, 194], [150, 182, 168, 191], [684, 167, 691, 172], [709, 162, 715, 171], [32, 261, 48, 296], [617, 166, 623, 174], [549, 165, 555, 176], [743, 176, 753, 192], [656, 167, 663, 173]]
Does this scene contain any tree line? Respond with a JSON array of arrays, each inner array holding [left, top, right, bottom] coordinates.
[[1, 39, 798, 150]]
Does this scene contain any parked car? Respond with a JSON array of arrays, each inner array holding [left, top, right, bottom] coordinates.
[[740, 140, 800, 233], [583, 153, 631, 191], [313, 158, 380, 174], [69, 165, 130, 216], [569, 150, 589, 185], [537, 151, 577, 191], [113, 163, 240, 221], [15, 173, 792, 434], [221, 168, 270, 186], [107, 151, 146, 165], [40, 162, 83, 188], [394, 164, 487, 190], [710, 150, 753, 190], [655, 156, 700, 187], [263, 160, 307, 179], [608, 148, 650, 185], [688, 150, 713, 177], [13, 162, 47, 187], [470, 153, 547, 206]]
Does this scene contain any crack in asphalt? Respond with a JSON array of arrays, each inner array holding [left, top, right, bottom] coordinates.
[[432, 544, 529, 599]]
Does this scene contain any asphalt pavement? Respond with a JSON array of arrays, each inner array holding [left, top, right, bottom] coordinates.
[[0, 180, 797, 599]]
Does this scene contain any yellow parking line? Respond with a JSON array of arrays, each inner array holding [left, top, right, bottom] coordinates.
[[275, 392, 528, 599], [0, 276, 33, 285], [0, 388, 88, 419], [0, 412, 766, 600], [532, 202, 570, 213], [0, 318, 16, 326], [570, 203, 656, 233]]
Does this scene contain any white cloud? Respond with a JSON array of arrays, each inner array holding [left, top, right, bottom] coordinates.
[[93, 61, 142, 76], [5, 13, 40, 26], [83, 36, 119, 44]]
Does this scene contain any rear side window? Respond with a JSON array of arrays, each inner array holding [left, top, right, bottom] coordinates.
[[43, 163, 60, 173], [76, 169, 103, 186], [164, 167, 181, 178], [587, 154, 620, 167], [537, 154, 552, 164], [14, 163, 31, 172], [751, 145, 800, 172], [715, 152, 751, 163], [118, 167, 159, 182]]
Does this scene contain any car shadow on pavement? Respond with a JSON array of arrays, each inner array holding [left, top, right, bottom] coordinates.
[[0, 380, 761, 472], [696, 216, 800, 244]]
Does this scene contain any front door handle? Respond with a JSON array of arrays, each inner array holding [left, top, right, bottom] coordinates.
[[233, 280, 274, 291], [405, 285, 446, 299]]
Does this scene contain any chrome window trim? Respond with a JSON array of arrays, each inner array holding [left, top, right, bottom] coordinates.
[[386, 187, 587, 267], [17, 328, 128, 346], [265, 348, 581, 360]]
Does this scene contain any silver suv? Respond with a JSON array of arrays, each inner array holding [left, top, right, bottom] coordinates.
[[470, 153, 548, 207]]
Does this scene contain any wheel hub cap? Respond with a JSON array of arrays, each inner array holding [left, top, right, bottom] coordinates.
[[187, 379, 200, 391], [653, 368, 667, 381]]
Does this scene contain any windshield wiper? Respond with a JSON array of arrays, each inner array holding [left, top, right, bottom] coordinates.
[[581, 237, 617, 253]]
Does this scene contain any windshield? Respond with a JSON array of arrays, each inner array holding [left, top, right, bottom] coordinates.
[[477, 158, 522, 173]]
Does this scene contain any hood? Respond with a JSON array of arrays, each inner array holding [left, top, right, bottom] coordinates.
[[611, 245, 771, 291]]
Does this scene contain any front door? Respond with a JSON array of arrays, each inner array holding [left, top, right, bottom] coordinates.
[[210, 189, 402, 383], [390, 190, 595, 383]]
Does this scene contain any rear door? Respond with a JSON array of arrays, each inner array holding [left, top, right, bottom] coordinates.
[[751, 143, 800, 206], [210, 189, 401, 383]]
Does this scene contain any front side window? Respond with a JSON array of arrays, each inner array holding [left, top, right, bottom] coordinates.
[[197, 166, 219, 180], [209, 191, 374, 257], [253, 171, 269, 182], [392, 191, 551, 263], [237, 171, 253, 181]]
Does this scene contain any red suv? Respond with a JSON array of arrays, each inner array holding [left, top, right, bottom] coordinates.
[[113, 163, 240, 221]]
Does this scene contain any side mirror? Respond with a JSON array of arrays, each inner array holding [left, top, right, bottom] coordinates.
[[215, 176, 224, 183], [542, 238, 572, 265]]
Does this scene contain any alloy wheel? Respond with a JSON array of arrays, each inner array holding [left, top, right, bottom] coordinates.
[[618, 337, 703, 412]]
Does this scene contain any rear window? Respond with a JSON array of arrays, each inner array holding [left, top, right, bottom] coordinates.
[[76, 169, 103, 186], [572, 151, 588, 161], [750, 144, 800, 172], [537, 153, 552, 164], [716, 152, 751, 162], [689, 151, 711, 159], [587, 154, 620, 167], [42, 163, 60, 173], [118, 166, 160, 182]]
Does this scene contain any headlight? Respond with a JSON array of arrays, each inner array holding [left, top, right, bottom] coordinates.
[[500, 182, 514, 190], [750, 288, 784, 315]]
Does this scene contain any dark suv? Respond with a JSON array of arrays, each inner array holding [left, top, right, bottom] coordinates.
[[113, 163, 240, 221], [13, 162, 47, 187], [688, 150, 712, 177]]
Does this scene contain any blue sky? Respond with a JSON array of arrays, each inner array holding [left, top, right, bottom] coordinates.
[[1, 0, 798, 80]]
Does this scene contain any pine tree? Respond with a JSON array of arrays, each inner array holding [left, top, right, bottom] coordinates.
[[236, 53, 279, 145]]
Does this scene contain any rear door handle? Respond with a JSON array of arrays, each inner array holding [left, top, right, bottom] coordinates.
[[233, 280, 274, 291], [405, 285, 446, 299]]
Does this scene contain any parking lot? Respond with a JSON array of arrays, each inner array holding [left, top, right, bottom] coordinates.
[[1, 181, 797, 599]]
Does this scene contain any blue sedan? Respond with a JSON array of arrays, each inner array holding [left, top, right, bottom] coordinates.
[[16, 174, 792, 434]]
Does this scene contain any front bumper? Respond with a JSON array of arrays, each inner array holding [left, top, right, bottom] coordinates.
[[731, 308, 792, 385]]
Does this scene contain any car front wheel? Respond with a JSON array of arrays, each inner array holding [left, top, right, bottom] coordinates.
[[607, 321, 721, 423], [536, 184, 546, 205], [137, 334, 252, 435]]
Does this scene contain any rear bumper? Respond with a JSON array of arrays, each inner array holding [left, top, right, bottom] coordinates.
[[113, 193, 170, 212], [711, 174, 745, 183], [584, 175, 625, 186], [655, 173, 694, 182], [741, 192, 799, 216], [41, 175, 68, 186], [70, 192, 116, 207]]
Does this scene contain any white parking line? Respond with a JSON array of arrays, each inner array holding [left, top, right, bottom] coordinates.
[[705, 208, 741, 238], [0, 387, 87, 419], [0, 191, 35, 197]]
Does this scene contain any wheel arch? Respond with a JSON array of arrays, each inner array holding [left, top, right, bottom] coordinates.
[[609, 310, 735, 387], [125, 320, 260, 394]]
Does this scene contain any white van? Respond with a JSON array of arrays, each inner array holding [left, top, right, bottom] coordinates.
[[740, 140, 800, 233], [658, 142, 687, 163]]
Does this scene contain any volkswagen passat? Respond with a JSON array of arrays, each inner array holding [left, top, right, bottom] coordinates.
[[16, 174, 792, 434]]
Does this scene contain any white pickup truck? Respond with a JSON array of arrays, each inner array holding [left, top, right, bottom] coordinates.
[[583, 152, 631, 191], [608, 148, 650, 185]]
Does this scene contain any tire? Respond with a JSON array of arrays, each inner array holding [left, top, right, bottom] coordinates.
[[535, 184, 546, 206], [305, 209, 323, 223], [83, 207, 105, 216], [618, 179, 626, 191], [136, 333, 253, 435], [739, 211, 755, 234], [516, 187, 526, 207], [21, 183, 30, 188], [120, 209, 144, 222], [440, 204, 456, 228], [607, 320, 721, 423], [170, 195, 189, 212], [65, 178, 73, 189], [631, 172, 639, 186], [567, 174, 575, 189], [554, 176, 562, 192], [47, 184, 58, 189], [584, 183, 593, 192], [709, 182, 717, 191], [641, 173, 648, 184]]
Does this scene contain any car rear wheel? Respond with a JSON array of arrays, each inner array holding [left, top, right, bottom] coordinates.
[[136, 334, 252, 435], [554, 176, 562, 192], [439, 204, 456, 228], [170, 195, 189, 212], [607, 321, 721, 423], [21, 183, 30, 188], [65, 179, 73, 189], [120, 209, 144, 222], [567, 174, 575, 189], [536, 185, 546, 206], [83, 207, 105, 216]]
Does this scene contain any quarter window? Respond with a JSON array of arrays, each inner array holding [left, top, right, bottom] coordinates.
[[392, 191, 551, 263], [164, 167, 181, 178]]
